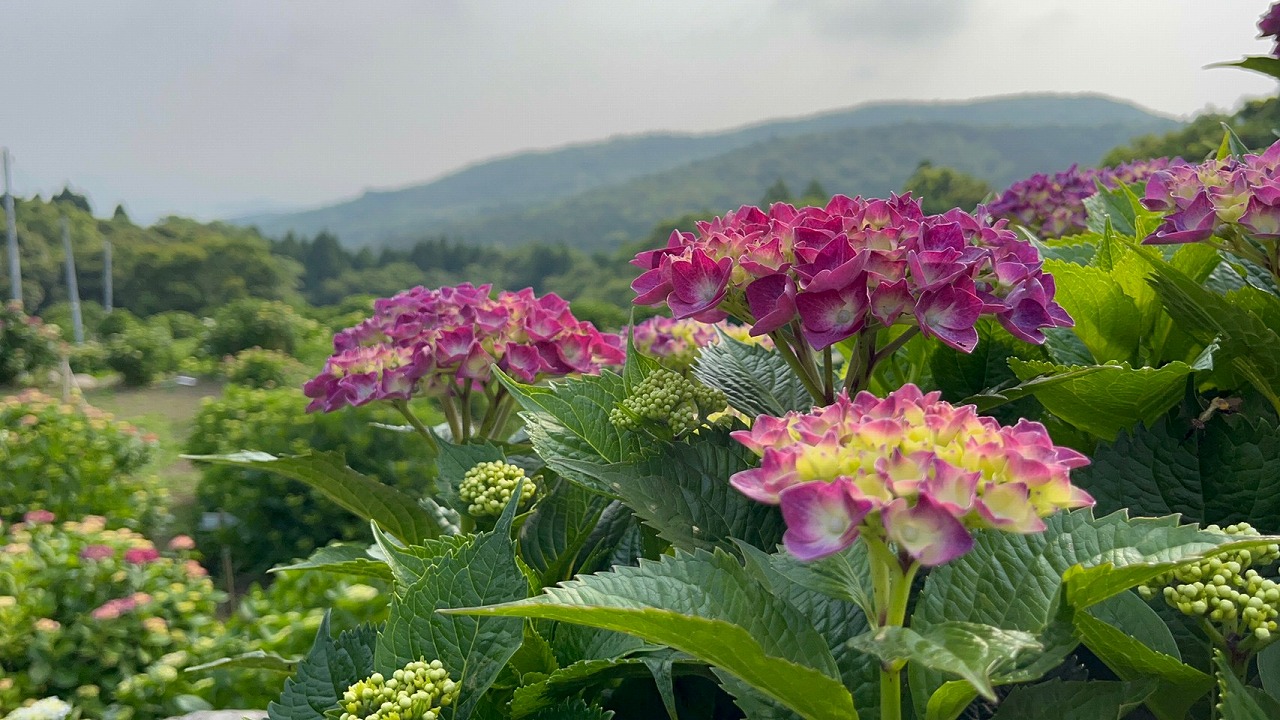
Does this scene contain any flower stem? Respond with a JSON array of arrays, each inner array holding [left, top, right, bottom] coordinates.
[[439, 393, 463, 442], [842, 329, 877, 395], [392, 400, 439, 457], [822, 346, 834, 404], [459, 384, 473, 442], [769, 330, 826, 403], [863, 533, 920, 720]]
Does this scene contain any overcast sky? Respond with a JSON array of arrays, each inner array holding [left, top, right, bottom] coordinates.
[[3, 1, 1278, 223]]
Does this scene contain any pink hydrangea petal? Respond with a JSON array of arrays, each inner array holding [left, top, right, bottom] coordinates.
[[779, 480, 874, 561], [882, 495, 974, 566]]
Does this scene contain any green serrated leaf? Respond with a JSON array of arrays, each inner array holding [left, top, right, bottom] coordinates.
[[496, 368, 648, 494], [1073, 608, 1211, 719], [1142, 255, 1280, 412], [588, 430, 785, 553], [693, 333, 813, 417], [739, 543, 878, 712], [520, 478, 614, 586], [849, 622, 1041, 701], [184, 451, 442, 545], [272, 543, 393, 582], [1215, 649, 1280, 719], [1005, 358, 1191, 440], [511, 655, 697, 719], [186, 650, 300, 675], [448, 548, 855, 720], [909, 510, 1270, 714], [989, 678, 1156, 720], [1087, 591, 1180, 661], [1043, 260, 1142, 364], [268, 614, 378, 720], [375, 496, 528, 720], [1074, 414, 1280, 532], [524, 697, 615, 720]]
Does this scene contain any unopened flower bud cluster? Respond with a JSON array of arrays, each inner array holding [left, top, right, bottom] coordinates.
[[1139, 523, 1280, 643], [459, 461, 536, 517], [339, 659, 459, 720], [609, 367, 727, 436]]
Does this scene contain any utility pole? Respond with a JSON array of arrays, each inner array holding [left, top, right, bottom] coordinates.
[[103, 238, 113, 313], [3, 148, 20, 306], [60, 217, 84, 344]]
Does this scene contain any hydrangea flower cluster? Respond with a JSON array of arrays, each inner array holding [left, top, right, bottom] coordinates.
[[305, 284, 623, 413], [630, 316, 770, 371], [729, 385, 1094, 563], [988, 158, 1175, 238], [1261, 2, 1280, 56], [1139, 523, 1280, 643], [1142, 140, 1280, 269], [1, 697, 72, 720], [338, 660, 459, 720], [609, 367, 727, 437], [630, 195, 1071, 355], [458, 461, 537, 518]]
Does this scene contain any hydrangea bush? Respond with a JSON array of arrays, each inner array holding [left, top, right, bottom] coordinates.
[[0, 391, 167, 533], [193, 170, 1280, 719], [0, 302, 62, 386], [0, 514, 226, 720], [987, 158, 1175, 238]]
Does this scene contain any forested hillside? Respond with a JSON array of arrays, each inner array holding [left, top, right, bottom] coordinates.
[[434, 120, 1162, 252], [238, 93, 1176, 247]]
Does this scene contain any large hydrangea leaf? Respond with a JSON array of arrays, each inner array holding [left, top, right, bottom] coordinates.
[[268, 613, 378, 720], [1074, 414, 1280, 532], [375, 495, 528, 720], [448, 548, 855, 720], [693, 332, 813, 417]]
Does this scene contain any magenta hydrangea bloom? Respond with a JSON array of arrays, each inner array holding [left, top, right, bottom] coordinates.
[[304, 284, 624, 412], [1261, 2, 1280, 55], [630, 195, 1071, 353], [631, 316, 774, 371], [729, 385, 1094, 563], [988, 158, 1176, 239], [1142, 139, 1280, 252]]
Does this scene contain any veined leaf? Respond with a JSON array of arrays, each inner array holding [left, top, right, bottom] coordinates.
[[1043, 260, 1141, 364], [375, 495, 528, 720], [1211, 55, 1280, 81], [271, 542, 393, 582], [496, 368, 647, 494], [1005, 358, 1192, 440], [988, 678, 1156, 720], [849, 622, 1041, 701], [1142, 255, 1280, 412], [183, 451, 442, 545], [268, 614, 378, 720], [524, 698, 614, 720], [909, 510, 1277, 714], [1215, 649, 1280, 719], [589, 430, 785, 553], [1073, 609, 1210, 719], [186, 650, 299, 675], [448, 549, 855, 720], [693, 332, 813, 418], [519, 478, 614, 586], [1074, 414, 1280, 532], [510, 654, 700, 718]]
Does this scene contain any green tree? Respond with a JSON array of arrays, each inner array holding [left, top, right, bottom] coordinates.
[[1101, 96, 1280, 164], [901, 161, 992, 214], [760, 177, 794, 205]]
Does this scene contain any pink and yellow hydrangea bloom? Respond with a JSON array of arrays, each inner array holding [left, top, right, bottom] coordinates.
[[730, 385, 1094, 564]]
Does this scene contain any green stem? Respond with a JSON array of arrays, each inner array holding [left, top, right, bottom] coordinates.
[[842, 329, 877, 395], [769, 330, 826, 403], [486, 393, 518, 442], [871, 326, 920, 370], [476, 384, 507, 439], [459, 384, 473, 442], [439, 393, 463, 442], [863, 532, 920, 720], [822, 346, 834, 404], [392, 400, 439, 457]]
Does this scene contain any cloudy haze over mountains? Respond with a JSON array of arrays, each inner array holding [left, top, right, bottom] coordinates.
[[2, 1, 1275, 222]]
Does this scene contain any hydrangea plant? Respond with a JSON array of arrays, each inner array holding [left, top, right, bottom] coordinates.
[[199, 181, 1280, 720]]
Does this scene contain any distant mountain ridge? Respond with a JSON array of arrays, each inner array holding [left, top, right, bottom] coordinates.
[[235, 93, 1179, 248]]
